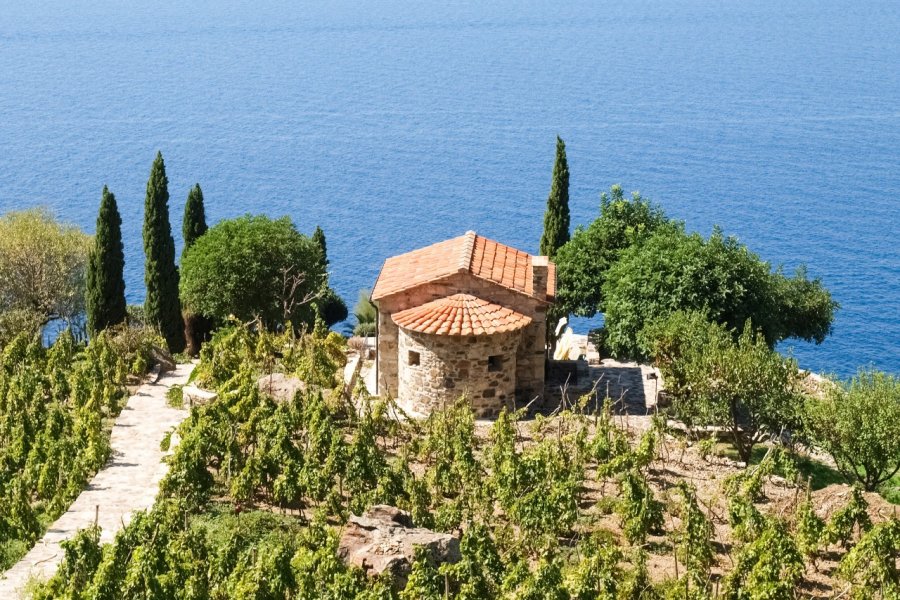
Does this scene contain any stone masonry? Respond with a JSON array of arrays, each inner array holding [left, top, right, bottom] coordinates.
[[398, 327, 520, 417], [376, 270, 548, 405]]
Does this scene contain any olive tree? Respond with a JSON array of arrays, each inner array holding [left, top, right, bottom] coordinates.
[[806, 369, 900, 491], [0, 208, 91, 328], [179, 215, 325, 331]]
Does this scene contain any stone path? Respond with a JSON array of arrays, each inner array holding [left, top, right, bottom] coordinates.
[[0, 364, 193, 599], [544, 358, 662, 416]]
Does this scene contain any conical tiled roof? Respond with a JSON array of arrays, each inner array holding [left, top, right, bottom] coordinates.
[[392, 294, 532, 336]]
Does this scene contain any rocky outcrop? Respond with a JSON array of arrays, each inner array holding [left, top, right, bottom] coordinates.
[[257, 373, 306, 402], [182, 384, 217, 406], [151, 345, 176, 373], [338, 505, 460, 587]]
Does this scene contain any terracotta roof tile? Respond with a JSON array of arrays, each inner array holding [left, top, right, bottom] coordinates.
[[392, 294, 532, 336], [372, 231, 555, 302]]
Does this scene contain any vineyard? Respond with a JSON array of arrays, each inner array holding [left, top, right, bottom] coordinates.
[[0, 326, 159, 571], [23, 323, 899, 600]]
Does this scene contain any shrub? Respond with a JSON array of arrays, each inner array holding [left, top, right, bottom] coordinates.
[[616, 468, 664, 545], [351, 289, 377, 337], [837, 517, 900, 599], [805, 368, 900, 491], [722, 518, 805, 600], [101, 323, 165, 377], [646, 312, 805, 464]]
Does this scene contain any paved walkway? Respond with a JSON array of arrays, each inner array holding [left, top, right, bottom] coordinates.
[[0, 364, 193, 598]]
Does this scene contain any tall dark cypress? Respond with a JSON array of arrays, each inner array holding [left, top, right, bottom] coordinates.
[[143, 152, 185, 353], [85, 186, 127, 336], [311, 225, 347, 326], [539, 135, 571, 258], [182, 183, 207, 253], [312, 225, 328, 270]]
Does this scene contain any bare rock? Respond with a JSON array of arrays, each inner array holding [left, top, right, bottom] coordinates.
[[150, 345, 176, 373], [182, 384, 217, 407], [338, 505, 460, 587], [257, 372, 306, 402]]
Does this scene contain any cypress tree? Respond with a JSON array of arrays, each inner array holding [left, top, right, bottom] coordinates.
[[539, 135, 571, 258], [312, 225, 328, 269], [85, 186, 127, 336], [181, 183, 210, 355], [182, 183, 207, 252], [143, 151, 185, 353], [311, 225, 347, 326]]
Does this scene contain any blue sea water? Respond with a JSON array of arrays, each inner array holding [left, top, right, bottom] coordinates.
[[0, 0, 897, 376]]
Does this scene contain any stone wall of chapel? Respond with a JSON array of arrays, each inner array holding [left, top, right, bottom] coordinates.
[[397, 328, 519, 417], [374, 272, 549, 404]]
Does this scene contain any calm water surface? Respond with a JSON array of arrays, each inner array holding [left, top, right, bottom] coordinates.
[[1, 1, 897, 376]]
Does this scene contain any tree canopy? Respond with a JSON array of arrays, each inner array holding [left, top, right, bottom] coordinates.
[[554, 185, 668, 318], [0, 208, 91, 328], [180, 215, 325, 330], [601, 226, 837, 359], [86, 186, 127, 336], [539, 136, 570, 258], [143, 152, 185, 353]]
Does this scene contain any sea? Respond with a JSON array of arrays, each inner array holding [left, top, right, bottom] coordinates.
[[0, 0, 897, 377]]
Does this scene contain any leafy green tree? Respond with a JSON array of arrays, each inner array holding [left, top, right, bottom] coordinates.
[[142, 152, 185, 353], [182, 183, 207, 252], [805, 369, 900, 491], [180, 215, 325, 331], [317, 287, 348, 328], [86, 186, 127, 336], [646, 313, 804, 464], [554, 185, 669, 318], [539, 136, 570, 258], [603, 226, 837, 359], [0, 208, 91, 328]]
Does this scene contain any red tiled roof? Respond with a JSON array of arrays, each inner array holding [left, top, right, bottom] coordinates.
[[371, 231, 555, 301], [392, 294, 532, 336]]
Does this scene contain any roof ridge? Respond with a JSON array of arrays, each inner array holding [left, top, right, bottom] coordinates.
[[458, 230, 477, 273]]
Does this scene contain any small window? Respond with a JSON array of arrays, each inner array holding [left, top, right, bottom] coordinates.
[[408, 351, 420, 366], [487, 355, 503, 372]]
